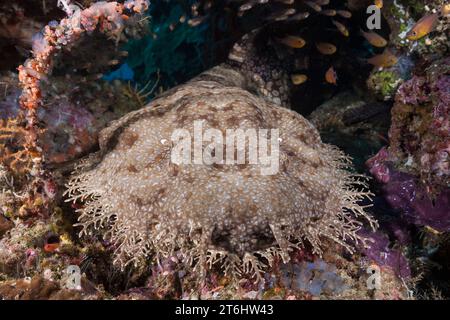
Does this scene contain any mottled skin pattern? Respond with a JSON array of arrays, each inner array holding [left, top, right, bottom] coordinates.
[[66, 63, 376, 279], [227, 29, 292, 106]]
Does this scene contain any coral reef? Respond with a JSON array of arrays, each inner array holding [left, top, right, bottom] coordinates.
[[0, 276, 79, 300], [0, 2, 150, 227], [367, 65, 410, 101], [366, 1, 448, 101], [1, 0, 448, 300], [365, 51, 449, 297], [364, 53, 449, 299], [368, 150, 450, 233], [133, 241, 410, 300], [368, 57, 449, 193], [0, 0, 158, 300], [364, 3, 449, 253], [0, 215, 13, 238], [17, 0, 149, 183], [358, 228, 411, 279], [280, 259, 347, 296], [1, 74, 146, 165], [380, 0, 447, 51]]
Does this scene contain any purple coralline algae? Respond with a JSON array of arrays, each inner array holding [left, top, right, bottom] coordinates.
[[386, 58, 450, 190], [359, 228, 411, 279], [383, 171, 450, 232], [368, 150, 450, 232], [367, 57, 450, 232]]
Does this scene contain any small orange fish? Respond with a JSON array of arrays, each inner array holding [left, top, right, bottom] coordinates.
[[374, 0, 383, 9], [325, 67, 337, 85], [407, 13, 439, 41], [291, 74, 308, 85], [188, 17, 205, 27], [316, 42, 337, 55], [278, 35, 306, 48], [289, 12, 310, 21], [239, 2, 253, 13], [337, 10, 352, 18], [442, 4, 450, 16], [267, 8, 297, 21], [108, 59, 120, 66], [305, 1, 322, 12], [321, 9, 336, 16], [44, 243, 60, 253], [367, 50, 398, 67], [360, 30, 388, 47], [332, 20, 349, 37]]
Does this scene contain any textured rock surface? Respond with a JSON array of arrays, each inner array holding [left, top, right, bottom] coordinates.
[[0, 215, 13, 238], [388, 58, 450, 191], [366, 56, 449, 233], [368, 150, 450, 232], [367, 57, 449, 192], [0, 275, 98, 300]]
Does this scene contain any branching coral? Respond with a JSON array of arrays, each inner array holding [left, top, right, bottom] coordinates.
[[66, 64, 377, 280], [12, 0, 149, 204], [0, 117, 38, 176], [0, 76, 32, 175]]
